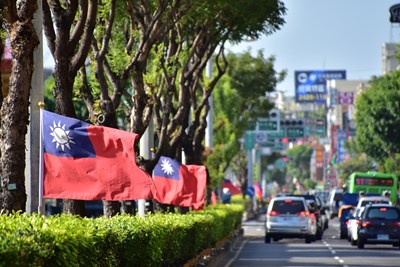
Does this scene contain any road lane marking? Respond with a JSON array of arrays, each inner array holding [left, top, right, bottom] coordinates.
[[325, 241, 346, 267], [224, 239, 248, 267]]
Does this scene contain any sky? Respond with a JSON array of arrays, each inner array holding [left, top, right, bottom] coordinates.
[[226, 0, 400, 97]]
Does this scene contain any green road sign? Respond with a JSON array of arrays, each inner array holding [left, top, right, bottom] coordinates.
[[272, 143, 284, 151], [287, 127, 304, 138], [315, 127, 325, 136], [268, 129, 285, 138], [245, 132, 254, 150], [258, 120, 278, 131]]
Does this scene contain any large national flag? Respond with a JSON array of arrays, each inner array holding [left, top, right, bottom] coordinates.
[[41, 110, 155, 201], [153, 156, 207, 210], [222, 178, 242, 195]]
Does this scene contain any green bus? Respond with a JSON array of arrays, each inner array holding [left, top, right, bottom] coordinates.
[[348, 171, 398, 204]]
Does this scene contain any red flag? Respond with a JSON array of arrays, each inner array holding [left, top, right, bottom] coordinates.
[[41, 110, 155, 201], [254, 182, 263, 200], [153, 156, 206, 210], [223, 179, 242, 195], [186, 165, 207, 210]]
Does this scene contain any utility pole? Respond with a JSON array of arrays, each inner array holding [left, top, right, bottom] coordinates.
[[26, 1, 44, 214], [139, 118, 154, 218]]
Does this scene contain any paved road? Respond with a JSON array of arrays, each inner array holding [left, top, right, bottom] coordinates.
[[217, 215, 400, 267]]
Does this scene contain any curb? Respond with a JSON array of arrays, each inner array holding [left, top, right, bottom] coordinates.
[[184, 227, 244, 267]]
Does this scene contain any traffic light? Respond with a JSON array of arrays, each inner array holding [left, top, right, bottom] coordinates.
[[280, 119, 304, 127], [280, 119, 304, 138]]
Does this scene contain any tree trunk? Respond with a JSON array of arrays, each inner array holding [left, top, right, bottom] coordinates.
[[0, 4, 39, 213], [62, 199, 85, 216], [121, 201, 135, 215], [102, 200, 120, 218], [53, 63, 86, 217]]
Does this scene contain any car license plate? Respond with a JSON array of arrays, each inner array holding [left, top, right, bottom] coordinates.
[[377, 234, 389, 240]]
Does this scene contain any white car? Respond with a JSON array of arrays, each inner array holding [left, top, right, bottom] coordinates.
[[356, 196, 392, 209], [347, 207, 364, 245], [265, 196, 317, 244]]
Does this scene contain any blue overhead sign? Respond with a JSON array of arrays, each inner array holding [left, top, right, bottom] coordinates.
[[295, 70, 346, 104]]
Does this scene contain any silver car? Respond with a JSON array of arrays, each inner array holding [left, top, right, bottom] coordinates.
[[265, 196, 317, 243]]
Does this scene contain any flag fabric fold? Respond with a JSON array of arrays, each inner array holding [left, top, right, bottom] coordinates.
[[222, 178, 242, 195], [41, 110, 155, 201], [152, 156, 207, 210]]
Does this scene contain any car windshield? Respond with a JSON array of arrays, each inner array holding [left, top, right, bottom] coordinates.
[[366, 207, 400, 220], [272, 200, 305, 214]]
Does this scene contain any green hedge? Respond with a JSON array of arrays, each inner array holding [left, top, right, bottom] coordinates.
[[0, 204, 243, 267]]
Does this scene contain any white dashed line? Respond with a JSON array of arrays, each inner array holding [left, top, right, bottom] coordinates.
[[325, 241, 346, 267]]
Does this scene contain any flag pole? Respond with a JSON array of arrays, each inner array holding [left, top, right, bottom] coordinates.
[[38, 103, 45, 214]]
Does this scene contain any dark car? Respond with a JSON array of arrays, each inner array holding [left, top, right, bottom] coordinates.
[[314, 195, 329, 230], [338, 205, 355, 239], [286, 194, 324, 240], [357, 204, 400, 249]]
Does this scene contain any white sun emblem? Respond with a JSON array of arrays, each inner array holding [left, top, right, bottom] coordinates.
[[49, 121, 76, 151], [160, 159, 174, 175]]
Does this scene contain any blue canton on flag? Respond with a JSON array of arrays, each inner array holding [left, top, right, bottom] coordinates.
[[153, 156, 181, 180], [42, 110, 96, 158]]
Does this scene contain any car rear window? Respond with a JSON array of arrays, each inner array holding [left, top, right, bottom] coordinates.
[[361, 200, 390, 206], [366, 207, 400, 220], [272, 200, 305, 214]]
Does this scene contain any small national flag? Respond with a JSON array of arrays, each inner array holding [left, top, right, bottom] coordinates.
[[153, 156, 206, 210], [222, 179, 242, 195], [41, 110, 155, 201], [254, 182, 263, 200]]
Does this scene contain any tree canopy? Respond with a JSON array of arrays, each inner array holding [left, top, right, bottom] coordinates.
[[286, 144, 313, 184], [207, 50, 285, 188], [355, 71, 400, 162], [0, 0, 287, 213]]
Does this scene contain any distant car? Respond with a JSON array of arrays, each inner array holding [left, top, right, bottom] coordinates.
[[356, 196, 392, 209], [338, 205, 355, 239], [314, 195, 329, 230], [327, 188, 344, 219], [265, 196, 317, 244], [357, 204, 400, 249], [347, 207, 364, 245], [310, 190, 329, 206]]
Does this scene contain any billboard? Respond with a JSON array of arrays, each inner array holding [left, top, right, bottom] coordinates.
[[295, 70, 346, 104]]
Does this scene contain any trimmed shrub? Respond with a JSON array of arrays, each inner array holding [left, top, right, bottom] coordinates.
[[0, 204, 243, 267]]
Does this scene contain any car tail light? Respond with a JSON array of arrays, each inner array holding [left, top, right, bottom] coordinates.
[[356, 220, 360, 225], [297, 211, 310, 216], [310, 213, 316, 220], [361, 220, 373, 228], [268, 211, 280, 216], [393, 221, 400, 228]]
